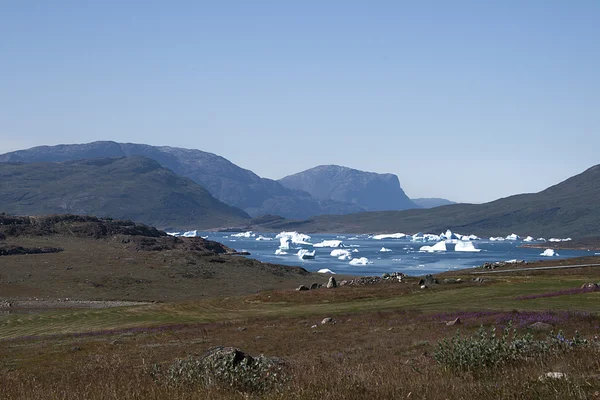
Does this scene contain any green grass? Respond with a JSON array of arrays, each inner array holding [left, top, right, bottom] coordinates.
[[2, 275, 597, 340]]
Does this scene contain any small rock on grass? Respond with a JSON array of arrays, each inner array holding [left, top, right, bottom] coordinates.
[[539, 372, 566, 381], [321, 317, 334, 324], [446, 317, 461, 326]]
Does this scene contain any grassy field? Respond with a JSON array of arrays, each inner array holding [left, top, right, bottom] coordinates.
[[1, 264, 600, 399]]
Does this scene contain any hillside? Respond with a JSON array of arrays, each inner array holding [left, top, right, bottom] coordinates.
[[249, 164, 600, 238], [279, 165, 418, 211], [0, 142, 364, 219], [0, 157, 250, 230], [411, 198, 456, 208]]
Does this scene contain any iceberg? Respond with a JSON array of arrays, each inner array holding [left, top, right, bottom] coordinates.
[[455, 241, 481, 252], [274, 249, 288, 255], [166, 232, 181, 237], [540, 249, 559, 257], [330, 249, 352, 257], [297, 249, 316, 260], [549, 238, 572, 242], [318, 268, 336, 274], [419, 241, 447, 252], [313, 240, 343, 248], [255, 235, 273, 241], [380, 247, 392, 252], [440, 229, 461, 240], [338, 254, 352, 260], [505, 233, 520, 241], [231, 231, 255, 238], [352, 249, 359, 253], [372, 233, 406, 240], [279, 237, 292, 250], [462, 234, 480, 241], [349, 257, 373, 266], [489, 237, 505, 242], [276, 231, 312, 245], [183, 230, 201, 237], [523, 236, 535, 242]]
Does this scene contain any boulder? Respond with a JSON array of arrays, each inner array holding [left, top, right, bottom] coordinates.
[[418, 274, 438, 286], [321, 317, 334, 324], [326, 276, 337, 289], [538, 372, 566, 381], [529, 322, 553, 331], [581, 282, 599, 289], [310, 283, 319, 290], [296, 285, 309, 291]]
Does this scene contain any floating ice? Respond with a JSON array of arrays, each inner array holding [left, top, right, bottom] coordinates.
[[372, 233, 406, 240], [462, 234, 480, 241], [183, 230, 201, 237], [313, 240, 343, 248], [455, 241, 481, 252], [349, 257, 373, 265], [549, 238, 572, 242], [275, 249, 287, 255], [352, 249, 359, 253], [419, 241, 447, 252], [380, 247, 392, 252], [523, 236, 535, 242], [506, 259, 518, 263], [338, 254, 352, 260], [166, 232, 181, 237], [441, 229, 461, 240], [330, 249, 352, 258], [412, 233, 441, 242], [297, 249, 316, 260], [231, 231, 255, 238], [505, 233, 520, 241], [489, 237, 505, 242], [318, 268, 336, 274], [540, 249, 559, 257], [276, 231, 312, 245], [279, 237, 292, 250], [255, 235, 273, 241]]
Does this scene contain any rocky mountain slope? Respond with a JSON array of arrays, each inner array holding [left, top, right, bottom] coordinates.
[[0, 142, 364, 219], [278, 165, 418, 211], [250, 164, 600, 238], [0, 157, 250, 230]]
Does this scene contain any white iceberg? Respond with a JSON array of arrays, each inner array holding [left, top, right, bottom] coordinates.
[[380, 247, 392, 252], [419, 241, 447, 252], [505, 233, 520, 241], [279, 237, 292, 250], [231, 231, 255, 238], [297, 249, 316, 260], [454, 241, 481, 252], [489, 237, 505, 242], [540, 249, 559, 257], [462, 234, 480, 241], [349, 257, 373, 265], [523, 236, 535, 242], [338, 254, 352, 260], [330, 249, 352, 257], [549, 238, 572, 242], [183, 230, 200, 237], [372, 233, 406, 240], [276, 231, 312, 245], [352, 249, 359, 253], [313, 240, 343, 248], [275, 249, 287, 255], [318, 268, 336, 274], [440, 229, 461, 240], [255, 235, 273, 241], [166, 232, 181, 237]]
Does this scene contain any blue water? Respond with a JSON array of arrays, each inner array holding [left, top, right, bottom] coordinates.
[[196, 232, 592, 276]]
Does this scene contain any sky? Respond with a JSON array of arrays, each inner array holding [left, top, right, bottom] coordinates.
[[1, 1, 599, 203]]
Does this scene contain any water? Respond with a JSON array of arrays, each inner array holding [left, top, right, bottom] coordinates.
[[196, 232, 592, 276]]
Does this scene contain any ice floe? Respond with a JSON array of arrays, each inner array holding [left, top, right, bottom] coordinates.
[[380, 247, 392, 252], [489, 237, 505, 242], [540, 249, 559, 257], [330, 249, 352, 257], [372, 233, 406, 240], [349, 257, 373, 265], [455, 241, 481, 252], [255, 235, 273, 241], [505, 233, 520, 241], [318, 268, 336, 274], [419, 241, 447, 252], [182, 230, 201, 237], [297, 249, 316, 260], [231, 231, 255, 238], [523, 236, 535, 242], [313, 240, 343, 248], [276, 231, 312, 245], [549, 238, 572, 242], [279, 237, 292, 250], [274, 249, 288, 255]]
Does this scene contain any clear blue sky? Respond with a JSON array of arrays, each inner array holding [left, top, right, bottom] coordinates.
[[1, 1, 598, 203]]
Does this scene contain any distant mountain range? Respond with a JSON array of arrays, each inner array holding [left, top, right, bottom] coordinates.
[[279, 165, 417, 211], [0, 157, 250, 229], [246, 164, 600, 238], [410, 198, 456, 208], [0, 141, 420, 218]]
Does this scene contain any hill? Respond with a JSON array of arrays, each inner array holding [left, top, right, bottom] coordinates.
[[249, 164, 600, 238], [411, 198, 456, 208], [0, 142, 364, 219], [279, 165, 418, 211], [0, 157, 250, 230]]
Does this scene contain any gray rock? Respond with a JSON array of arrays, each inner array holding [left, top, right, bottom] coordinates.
[[529, 322, 553, 331], [418, 274, 438, 286], [326, 276, 337, 289], [310, 283, 319, 290], [296, 285, 309, 291], [321, 317, 334, 324]]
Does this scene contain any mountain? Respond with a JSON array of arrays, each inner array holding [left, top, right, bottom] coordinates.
[[411, 198, 456, 208], [0, 142, 363, 219], [0, 157, 250, 229], [278, 165, 418, 211], [249, 164, 600, 238]]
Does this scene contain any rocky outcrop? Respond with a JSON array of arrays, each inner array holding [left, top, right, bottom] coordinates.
[[279, 165, 418, 211]]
